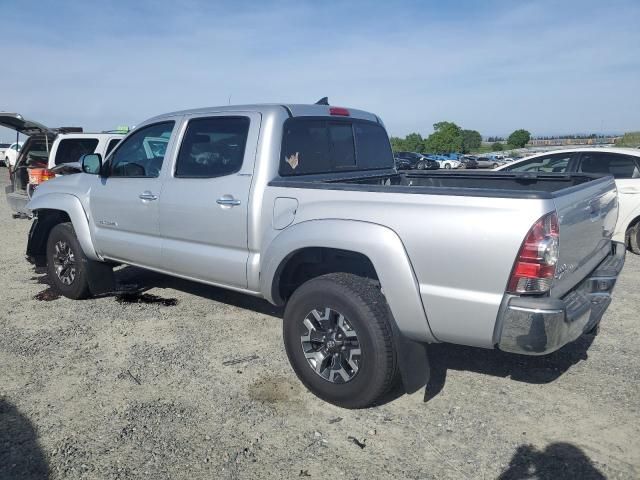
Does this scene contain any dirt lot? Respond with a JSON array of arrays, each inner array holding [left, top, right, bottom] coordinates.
[[0, 173, 638, 480]]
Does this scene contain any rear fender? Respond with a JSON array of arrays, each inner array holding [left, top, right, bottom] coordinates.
[[261, 219, 436, 343]]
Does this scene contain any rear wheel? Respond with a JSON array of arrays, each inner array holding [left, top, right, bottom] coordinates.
[[417, 161, 425, 170], [628, 223, 640, 255], [444, 163, 451, 169], [283, 273, 398, 408], [46, 223, 91, 299], [492, 163, 498, 168]]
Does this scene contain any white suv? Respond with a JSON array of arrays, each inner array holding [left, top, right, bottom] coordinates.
[[0, 112, 124, 216], [496, 147, 640, 254]]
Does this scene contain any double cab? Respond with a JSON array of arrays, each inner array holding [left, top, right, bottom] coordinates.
[[25, 103, 625, 407]]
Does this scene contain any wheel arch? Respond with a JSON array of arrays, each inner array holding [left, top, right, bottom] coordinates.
[[27, 194, 99, 263], [261, 219, 436, 343]]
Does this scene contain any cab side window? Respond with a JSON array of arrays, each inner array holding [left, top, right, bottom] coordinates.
[[579, 153, 640, 179], [109, 122, 174, 178], [175, 117, 250, 178]]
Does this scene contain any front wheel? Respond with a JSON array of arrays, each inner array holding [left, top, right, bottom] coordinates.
[[492, 163, 498, 168], [444, 163, 451, 169], [283, 273, 398, 408], [46, 223, 92, 299], [628, 223, 640, 255], [417, 161, 425, 170]]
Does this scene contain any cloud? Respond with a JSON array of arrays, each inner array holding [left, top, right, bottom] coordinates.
[[0, 0, 638, 141]]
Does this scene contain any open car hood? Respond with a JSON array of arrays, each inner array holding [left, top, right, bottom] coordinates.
[[0, 113, 53, 136]]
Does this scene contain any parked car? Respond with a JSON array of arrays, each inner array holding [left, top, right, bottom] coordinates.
[[2, 142, 23, 168], [435, 158, 461, 169], [496, 147, 640, 254], [394, 151, 439, 170], [476, 156, 502, 169], [25, 103, 624, 408], [0, 143, 10, 166], [459, 156, 478, 169], [0, 113, 124, 216]]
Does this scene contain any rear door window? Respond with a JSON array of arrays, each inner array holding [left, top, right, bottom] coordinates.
[[55, 138, 99, 165], [578, 152, 640, 179], [175, 116, 250, 178], [280, 118, 393, 175]]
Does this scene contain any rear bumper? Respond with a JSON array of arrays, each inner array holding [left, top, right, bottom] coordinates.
[[4, 184, 29, 215], [497, 241, 626, 355]]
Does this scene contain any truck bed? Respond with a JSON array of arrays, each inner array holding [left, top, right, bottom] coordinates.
[[270, 170, 607, 199]]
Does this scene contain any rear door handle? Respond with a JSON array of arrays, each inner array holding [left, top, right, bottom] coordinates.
[[139, 191, 158, 201], [216, 195, 241, 207]]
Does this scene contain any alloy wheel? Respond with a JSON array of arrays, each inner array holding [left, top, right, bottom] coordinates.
[[52, 240, 76, 285], [300, 307, 361, 383]]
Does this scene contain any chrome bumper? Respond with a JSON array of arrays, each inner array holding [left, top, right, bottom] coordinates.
[[497, 241, 626, 355]]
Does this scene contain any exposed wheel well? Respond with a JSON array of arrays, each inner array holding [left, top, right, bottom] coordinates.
[[26, 209, 72, 266], [273, 247, 379, 305]]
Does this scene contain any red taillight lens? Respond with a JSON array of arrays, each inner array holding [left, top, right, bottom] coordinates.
[[329, 107, 350, 116], [28, 168, 56, 185], [507, 212, 559, 294]]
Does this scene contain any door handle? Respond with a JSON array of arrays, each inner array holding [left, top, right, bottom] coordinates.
[[216, 195, 241, 207], [139, 191, 158, 201], [618, 186, 640, 194]]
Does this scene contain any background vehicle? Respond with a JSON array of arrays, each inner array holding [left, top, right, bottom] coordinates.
[[25, 103, 624, 408], [0, 113, 124, 216], [394, 151, 439, 170], [2, 142, 23, 168], [434, 158, 460, 169], [459, 156, 478, 169], [497, 147, 640, 254], [476, 156, 501, 168], [0, 143, 10, 166]]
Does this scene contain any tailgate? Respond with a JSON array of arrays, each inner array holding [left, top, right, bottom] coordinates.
[[551, 176, 618, 297]]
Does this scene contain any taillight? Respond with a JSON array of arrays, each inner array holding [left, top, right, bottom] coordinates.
[[507, 212, 559, 294], [28, 168, 56, 185], [329, 107, 350, 116]]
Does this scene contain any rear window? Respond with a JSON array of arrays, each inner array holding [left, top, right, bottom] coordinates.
[[55, 138, 99, 165], [280, 118, 393, 176]]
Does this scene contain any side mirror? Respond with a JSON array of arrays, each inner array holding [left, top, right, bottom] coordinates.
[[81, 153, 102, 175]]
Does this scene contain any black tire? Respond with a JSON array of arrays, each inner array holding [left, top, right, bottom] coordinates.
[[492, 163, 498, 168], [46, 222, 91, 299], [283, 273, 397, 408], [628, 223, 640, 255], [445, 163, 451, 169]]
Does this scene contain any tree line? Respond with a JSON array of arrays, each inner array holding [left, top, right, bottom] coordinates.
[[390, 122, 531, 154]]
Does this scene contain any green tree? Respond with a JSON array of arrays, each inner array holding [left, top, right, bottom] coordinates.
[[390, 133, 424, 152], [460, 129, 482, 153], [425, 121, 463, 154], [404, 133, 425, 153], [491, 142, 504, 151], [507, 129, 531, 148]]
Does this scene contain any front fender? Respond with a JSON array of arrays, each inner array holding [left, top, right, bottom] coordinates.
[[260, 219, 436, 343], [27, 193, 99, 261]]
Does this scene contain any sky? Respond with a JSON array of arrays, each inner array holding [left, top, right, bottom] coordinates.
[[1, 0, 639, 143]]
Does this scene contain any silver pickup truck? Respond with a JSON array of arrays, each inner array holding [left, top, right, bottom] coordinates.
[[25, 103, 625, 408]]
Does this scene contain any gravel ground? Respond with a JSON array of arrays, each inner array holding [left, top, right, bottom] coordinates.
[[1, 172, 639, 480]]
